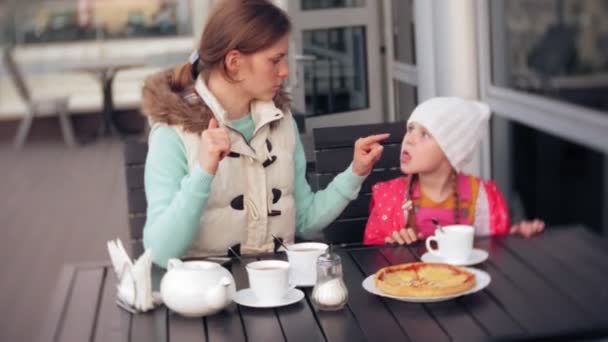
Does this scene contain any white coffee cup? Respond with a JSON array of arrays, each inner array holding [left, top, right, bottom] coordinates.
[[285, 242, 328, 286], [246, 260, 292, 303], [425, 225, 474, 263]]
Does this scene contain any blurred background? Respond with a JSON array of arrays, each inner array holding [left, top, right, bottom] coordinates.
[[0, 0, 606, 341]]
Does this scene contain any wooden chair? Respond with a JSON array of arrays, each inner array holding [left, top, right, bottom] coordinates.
[[310, 121, 406, 244], [123, 138, 148, 255], [2, 48, 75, 149]]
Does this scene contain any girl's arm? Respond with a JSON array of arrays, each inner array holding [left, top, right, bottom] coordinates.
[[474, 181, 509, 236], [475, 180, 544, 237]]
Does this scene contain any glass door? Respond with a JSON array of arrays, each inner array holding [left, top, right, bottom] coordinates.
[[283, 0, 383, 129]]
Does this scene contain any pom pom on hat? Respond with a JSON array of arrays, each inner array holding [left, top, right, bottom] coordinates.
[[407, 97, 491, 171]]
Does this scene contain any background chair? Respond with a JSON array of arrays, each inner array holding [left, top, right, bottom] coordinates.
[[123, 138, 148, 256], [2, 48, 75, 149], [309, 121, 406, 244]]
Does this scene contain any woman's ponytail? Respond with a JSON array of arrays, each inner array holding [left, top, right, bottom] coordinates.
[[170, 63, 194, 92]]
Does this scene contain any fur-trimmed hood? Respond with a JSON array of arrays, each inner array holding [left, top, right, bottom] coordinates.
[[140, 68, 291, 133]]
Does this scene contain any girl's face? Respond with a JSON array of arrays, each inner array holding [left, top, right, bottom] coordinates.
[[400, 122, 450, 174], [237, 34, 290, 102]]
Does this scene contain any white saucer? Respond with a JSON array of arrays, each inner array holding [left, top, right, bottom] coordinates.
[[233, 288, 305, 308], [362, 267, 491, 303], [420, 249, 489, 266]]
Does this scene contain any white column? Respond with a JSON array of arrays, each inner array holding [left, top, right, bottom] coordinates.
[[488, 0, 513, 200], [604, 154, 608, 235], [432, 0, 479, 98], [415, 0, 486, 176], [192, 0, 215, 44], [413, 0, 436, 102]]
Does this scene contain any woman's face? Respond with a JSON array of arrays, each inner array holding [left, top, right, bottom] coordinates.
[[400, 122, 449, 174], [238, 35, 290, 102]]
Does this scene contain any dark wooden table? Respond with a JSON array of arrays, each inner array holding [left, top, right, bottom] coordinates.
[[39, 226, 608, 342]]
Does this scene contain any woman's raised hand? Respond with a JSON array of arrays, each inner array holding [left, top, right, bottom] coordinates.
[[352, 133, 390, 176], [198, 118, 231, 175]]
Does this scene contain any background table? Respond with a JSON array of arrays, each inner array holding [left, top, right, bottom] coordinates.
[[67, 58, 145, 138], [39, 226, 608, 342]]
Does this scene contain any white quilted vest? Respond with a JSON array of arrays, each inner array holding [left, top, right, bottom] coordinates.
[[173, 77, 296, 256]]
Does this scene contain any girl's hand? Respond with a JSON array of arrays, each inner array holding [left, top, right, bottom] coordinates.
[[198, 118, 231, 175], [384, 227, 423, 245], [510, 219, 545, 238], [352, 133, 390, 176]]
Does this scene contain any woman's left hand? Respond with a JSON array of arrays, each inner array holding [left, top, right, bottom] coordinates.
[[510, 219, 545, 238], [352, 133, 390, 176]]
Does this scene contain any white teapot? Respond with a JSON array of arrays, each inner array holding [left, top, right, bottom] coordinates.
[[160, 259, 236, 317]]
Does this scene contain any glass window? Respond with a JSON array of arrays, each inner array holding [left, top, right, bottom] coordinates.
[[393, 80, 417, 121], [8, 0, 192, 45], [302, 26, 368, 116], [391, 0, 415, 64], [492, 117, 606, 234], [490, 0, 608, 113], [301, 0, 365, 10]]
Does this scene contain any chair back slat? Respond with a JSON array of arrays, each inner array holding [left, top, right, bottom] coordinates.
[[124, 139, 149, 242], [322, 218, 368, 244], [124, 140, 149, 165], [314, 144, 402, 173], [129, 216, 146, 240], [315, 168, 403, 195], [2, 48, 31, 102], [313, 122, 405, 149], [125, 165, 145, 189]]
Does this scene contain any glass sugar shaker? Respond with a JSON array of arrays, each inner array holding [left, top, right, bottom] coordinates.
[[311, 248, 348, 310]]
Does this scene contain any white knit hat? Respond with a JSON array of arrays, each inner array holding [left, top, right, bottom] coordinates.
[[407, 97, 491, 172]]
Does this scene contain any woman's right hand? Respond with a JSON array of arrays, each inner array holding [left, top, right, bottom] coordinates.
[[198, 118, 231, 175], [384, 227, 423, 245]]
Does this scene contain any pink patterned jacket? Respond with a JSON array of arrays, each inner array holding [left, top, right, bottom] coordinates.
[[363, 174, 510, 245]]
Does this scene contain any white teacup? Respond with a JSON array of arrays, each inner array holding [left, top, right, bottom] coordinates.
[[285, 242, 328, 286], [425, 225, 474, 263], [246, 260, 292, 303]]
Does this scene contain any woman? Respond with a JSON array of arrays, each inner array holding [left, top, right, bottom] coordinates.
[[141, 0, 388, 267]]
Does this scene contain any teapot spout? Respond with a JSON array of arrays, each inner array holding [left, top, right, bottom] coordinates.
[[205, 277, 232, 311]]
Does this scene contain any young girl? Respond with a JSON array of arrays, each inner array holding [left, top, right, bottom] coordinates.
[[364, 97, 544, 245], [141, 0, 387, 267]]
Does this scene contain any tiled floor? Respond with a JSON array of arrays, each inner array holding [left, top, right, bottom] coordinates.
[[0, 133, 130, 342]]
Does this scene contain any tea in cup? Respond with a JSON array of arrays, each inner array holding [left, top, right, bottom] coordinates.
[[285, 242, 328, 286], [246, 260, 292, 303], [425, 225, 474, 263]]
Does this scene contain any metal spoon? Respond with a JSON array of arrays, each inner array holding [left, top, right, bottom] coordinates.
[[431, 218, 445, 234], [271, 234, 290, 251], [227, 246, 244, 263]]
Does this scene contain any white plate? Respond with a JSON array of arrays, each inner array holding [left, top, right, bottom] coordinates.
[[233, 288, 305, 308], [420, 249, 489, 266], [361, 267, 491, 303]]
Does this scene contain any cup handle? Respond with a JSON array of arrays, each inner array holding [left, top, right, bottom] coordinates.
[[425, 236, 442, 257]]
